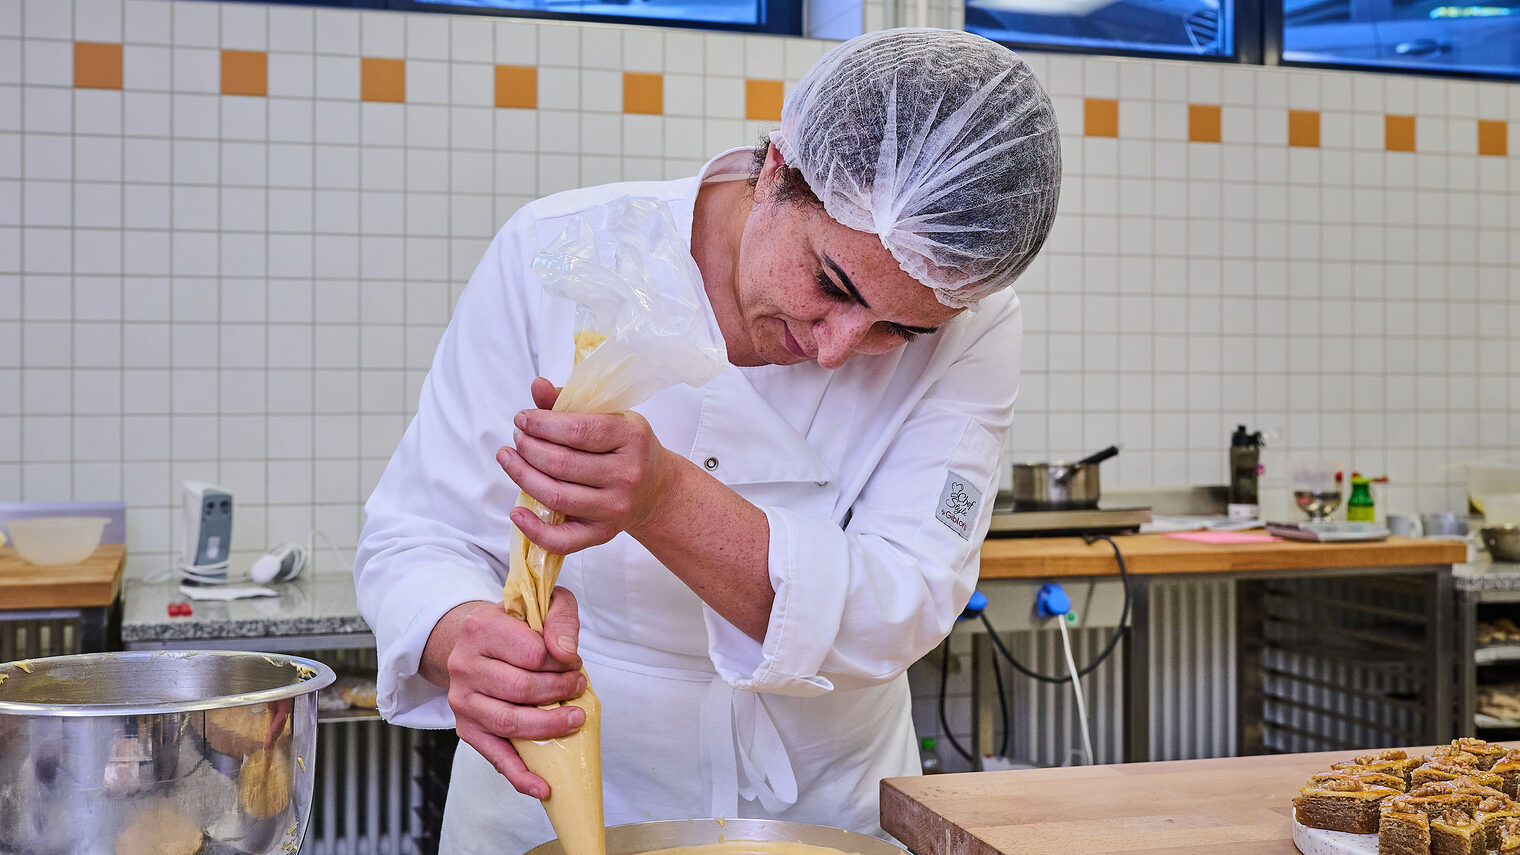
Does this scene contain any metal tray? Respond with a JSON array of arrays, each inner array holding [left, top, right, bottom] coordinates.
[[1264, 522, 1391, 543], [523, 819, 907, 855]]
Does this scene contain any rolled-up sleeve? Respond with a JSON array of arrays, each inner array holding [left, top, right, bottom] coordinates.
[[705, 295, 1021, 696], [354, 210, 547, 728]]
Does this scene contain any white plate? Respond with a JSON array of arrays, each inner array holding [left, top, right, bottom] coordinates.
[[1292, 809, 1378, 855]]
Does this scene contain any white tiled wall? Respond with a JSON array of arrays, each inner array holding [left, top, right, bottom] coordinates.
[[3, 0, 1519, 580]]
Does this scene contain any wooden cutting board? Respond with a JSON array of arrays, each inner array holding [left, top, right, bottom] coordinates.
[[0, 544, 127, 610], [880, 748, 1437, 855]]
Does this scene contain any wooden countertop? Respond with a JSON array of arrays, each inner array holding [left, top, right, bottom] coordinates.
[[882, 747, 1431, 855], [978, 533, 1466, 580], [0, 544, 126, 610]]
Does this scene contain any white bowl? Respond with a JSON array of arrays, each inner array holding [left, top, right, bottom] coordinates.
[[5, 516, 108, 565]]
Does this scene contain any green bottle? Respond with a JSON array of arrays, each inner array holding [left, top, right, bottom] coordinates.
[[1346, 474, 1374, 523]]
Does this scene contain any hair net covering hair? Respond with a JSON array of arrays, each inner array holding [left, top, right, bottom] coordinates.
[[772, 28, 1062, 309]]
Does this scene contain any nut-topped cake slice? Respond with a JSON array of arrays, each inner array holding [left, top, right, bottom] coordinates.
[[1475, 793, 1520, 850], [1335, 749, 1422, 785], [1429, 808, 1486, 855], [1378, 797, 1431, 855], [1499, 816, 1520, 851], [1307, 768, 1408, 793], [1492, 749, 1520, 798], [1412, 758, 1502, 790], [1450, 738, 1508, 770], [1294, 777, 1399, 833]]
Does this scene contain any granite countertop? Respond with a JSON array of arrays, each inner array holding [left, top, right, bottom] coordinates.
[[1453, 557, 1520, 592], [122, 569, 370, 642]]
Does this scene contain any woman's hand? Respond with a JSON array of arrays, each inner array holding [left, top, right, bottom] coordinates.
[[444, 590, 586, 800], [498, 377, 677, 554]]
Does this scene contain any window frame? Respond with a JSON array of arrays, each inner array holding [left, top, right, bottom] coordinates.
[[243, 0, 802, 37], [964, 0, 1267, 65], [1267, 0, 1520, 82]]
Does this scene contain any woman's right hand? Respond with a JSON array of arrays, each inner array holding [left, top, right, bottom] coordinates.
[[439, 589, 587, 799]]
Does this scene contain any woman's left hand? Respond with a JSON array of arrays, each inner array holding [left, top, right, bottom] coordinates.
[[498, 377, 676, 554]]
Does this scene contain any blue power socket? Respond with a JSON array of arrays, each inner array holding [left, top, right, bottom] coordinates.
[[1035, 583, 1071, 619]]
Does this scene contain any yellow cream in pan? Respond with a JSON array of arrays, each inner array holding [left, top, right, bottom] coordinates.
[[637, 843, 860, 855]]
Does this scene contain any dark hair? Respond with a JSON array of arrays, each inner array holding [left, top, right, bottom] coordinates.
[[749, 135, 824, 209]]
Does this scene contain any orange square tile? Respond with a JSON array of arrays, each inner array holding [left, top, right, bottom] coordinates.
[[623, 72, 663, 115], [1288, 109, 1320, 148], [361, 57, 406, 103], [221, 50, 267, 97], [1478, 120, 1508, 157], [1386, 114, 1416, 152], [1188, 104, 1221, 143], [495, 64, 537, 109], [74, 42, 122, 90], [1084, 98, 1118, 138], [745, 79, 783, 122]]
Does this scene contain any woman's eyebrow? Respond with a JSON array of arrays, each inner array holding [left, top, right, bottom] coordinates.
[[822, 254, 868, 308], [824, 252, 941, 336]]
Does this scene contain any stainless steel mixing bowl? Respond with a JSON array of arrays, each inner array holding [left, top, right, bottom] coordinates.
[[0, 650, 336, 855], [524, 819, 908, 855]]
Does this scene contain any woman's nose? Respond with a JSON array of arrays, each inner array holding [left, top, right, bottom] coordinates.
[[813, 314, 872, 370]]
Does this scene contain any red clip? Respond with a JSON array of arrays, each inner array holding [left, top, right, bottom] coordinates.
[[167, 602, 192, 617]]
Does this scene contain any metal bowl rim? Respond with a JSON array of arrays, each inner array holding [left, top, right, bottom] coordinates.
[[525, 818, 907, 855], [0, 650, 337, 717]]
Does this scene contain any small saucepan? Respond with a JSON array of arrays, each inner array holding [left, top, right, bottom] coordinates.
[[1011, 445, 1120, 511]]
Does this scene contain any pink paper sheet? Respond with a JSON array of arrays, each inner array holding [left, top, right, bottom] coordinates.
[[1164, 531, 1282, 545]]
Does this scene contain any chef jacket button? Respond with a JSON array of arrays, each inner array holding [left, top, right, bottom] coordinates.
[[703, 457, 719, 471], [815, 480, 828, 487]]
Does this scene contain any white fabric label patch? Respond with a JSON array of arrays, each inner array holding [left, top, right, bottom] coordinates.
[[935, 470, 981, 541]]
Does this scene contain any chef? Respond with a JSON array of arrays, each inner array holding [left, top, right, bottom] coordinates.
[[354, 27, 1061, 855]]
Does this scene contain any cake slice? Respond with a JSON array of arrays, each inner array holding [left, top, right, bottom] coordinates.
[[1335, 749, 1422, 785], [1449, 737, 1508, 770], [1402, 780, 1486, 817], [1412, 760, 1503, 791], [1307, 768, 1407, 793], [1492, 748, 1520, 797], [1293, 777, 1398, 833], [1379, 797, 1431, 855], [1429, 808, 1485, 855], [1499, 816, 1520, 851], [1476, 793, 1520, 850]]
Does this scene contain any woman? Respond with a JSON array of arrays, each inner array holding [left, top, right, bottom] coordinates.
[[355, 27, 1061, 854]]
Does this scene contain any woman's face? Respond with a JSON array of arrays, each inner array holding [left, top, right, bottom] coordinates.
[[726, 147, 961, 370]]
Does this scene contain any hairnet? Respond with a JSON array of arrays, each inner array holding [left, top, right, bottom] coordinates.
[[772, 28, 1062, 308]]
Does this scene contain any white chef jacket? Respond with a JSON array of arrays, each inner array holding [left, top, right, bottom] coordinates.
[[354, 148, 1021, 855]]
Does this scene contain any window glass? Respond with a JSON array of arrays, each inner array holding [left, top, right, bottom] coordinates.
[[412, 0, 765, 27], [965, 0, 1236, 58], [1282, 0, 1520, 78]]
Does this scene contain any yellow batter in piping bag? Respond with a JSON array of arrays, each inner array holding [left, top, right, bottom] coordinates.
[[513, 196, 729, 855], [502, 330, 608, 855]]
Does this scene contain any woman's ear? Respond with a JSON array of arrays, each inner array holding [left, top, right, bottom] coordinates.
[[755, 142, 785, 197]]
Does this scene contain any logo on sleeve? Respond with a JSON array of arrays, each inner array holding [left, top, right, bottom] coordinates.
[[936, 470, 981, 541]]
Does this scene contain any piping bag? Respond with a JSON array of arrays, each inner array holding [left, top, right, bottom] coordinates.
[[506, 196, 727, 855]]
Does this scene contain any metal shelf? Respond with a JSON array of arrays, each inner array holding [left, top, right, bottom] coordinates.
[[1476, 645, 1520, 664]]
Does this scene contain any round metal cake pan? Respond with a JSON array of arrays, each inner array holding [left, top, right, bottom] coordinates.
[[523, 819, 908, 855]]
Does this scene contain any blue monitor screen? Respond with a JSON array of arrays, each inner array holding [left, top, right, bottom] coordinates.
[[965, 0, 1235, 58], [412, 0, 763, 27], [1283, 0, 1520, 79]]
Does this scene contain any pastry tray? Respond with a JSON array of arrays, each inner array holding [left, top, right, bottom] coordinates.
[[1265, 522, 1392, 543], [1292, 809, 1376, 854]]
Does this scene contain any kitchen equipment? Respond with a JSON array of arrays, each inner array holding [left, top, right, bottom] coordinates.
[[1293, 490, 1342, 521], [524, 819, 906, 855], [1385, 513, 1422, 537], [1482, 525, 1520, 562], [1423, 512, 1474, 537], [3, 515, 108, 565], [1467, 462, 1520, 516], [1264, 521, 1391, 543], [1482, 493, 1520, 526], [1228, 425, 1263, 520], [0, 650, 335, 855], [1010, 445, 1120, 511]]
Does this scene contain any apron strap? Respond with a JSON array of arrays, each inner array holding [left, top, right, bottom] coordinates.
[[699, 676, 799, 817]]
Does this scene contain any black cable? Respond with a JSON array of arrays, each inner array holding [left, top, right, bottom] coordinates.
[[980, 534, 1131, 684], [990, 634, 1010, 757], [937, 637, 974, 763]]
